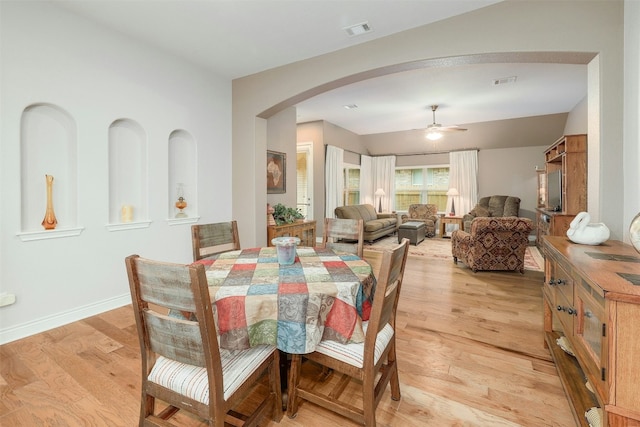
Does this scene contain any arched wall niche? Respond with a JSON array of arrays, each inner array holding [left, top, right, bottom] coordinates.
[[167, 129, 198, 224], [107, 118, 150, 231], [19, 103, 82, 240]]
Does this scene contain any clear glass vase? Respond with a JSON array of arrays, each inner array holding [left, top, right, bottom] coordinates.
[[630, 212, 640, 254]]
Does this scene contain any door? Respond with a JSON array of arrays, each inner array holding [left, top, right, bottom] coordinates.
[[296, 142, 313, 220]]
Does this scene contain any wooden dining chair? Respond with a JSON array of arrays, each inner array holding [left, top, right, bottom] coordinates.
[[191, 220, 240, 261], [287, 238, 410, 426], [321, 217, 364, 258], [125, 255, 282, 427]]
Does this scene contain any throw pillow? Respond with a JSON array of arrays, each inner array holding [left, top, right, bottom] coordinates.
[[473, 205, 491, 217]]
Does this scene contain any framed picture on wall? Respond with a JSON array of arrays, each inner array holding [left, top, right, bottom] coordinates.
[[267, 150, 286, 194]]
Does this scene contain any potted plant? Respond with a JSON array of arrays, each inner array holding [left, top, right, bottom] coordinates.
[[271, 203, 304, 225]]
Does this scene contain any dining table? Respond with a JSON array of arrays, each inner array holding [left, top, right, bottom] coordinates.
[[193, 245, 376, 354]]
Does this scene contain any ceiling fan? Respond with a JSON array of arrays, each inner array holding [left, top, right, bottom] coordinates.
[[425, 105, 467, 140]]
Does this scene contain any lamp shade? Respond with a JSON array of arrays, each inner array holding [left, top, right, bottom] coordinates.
[[374, 188, 385, 196], [446, 188, 459, 196]]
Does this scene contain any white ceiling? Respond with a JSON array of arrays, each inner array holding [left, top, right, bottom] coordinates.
[[50, 0, 587, 142]]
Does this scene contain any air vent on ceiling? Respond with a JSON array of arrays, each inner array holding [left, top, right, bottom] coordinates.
[[343, 104, 358, 110], [492, 76, 517, 86], [344, 22, 372, 37]]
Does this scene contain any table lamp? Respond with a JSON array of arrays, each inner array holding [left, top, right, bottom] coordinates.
[[447, 188, 459, 216], [374, 188, 385, 213]]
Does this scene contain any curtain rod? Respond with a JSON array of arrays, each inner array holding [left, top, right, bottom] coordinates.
[[324, 144, 479, 157], [394, 148, 479, 157]]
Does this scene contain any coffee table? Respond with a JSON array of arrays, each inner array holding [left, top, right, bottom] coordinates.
[[398, 221, 426, 245]]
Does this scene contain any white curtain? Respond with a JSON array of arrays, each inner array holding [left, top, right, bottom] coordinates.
[[325, 145, 344, 218], [359, 155, 373, 205], [372, 155, 396, 212], [448, 150, 478, 215]]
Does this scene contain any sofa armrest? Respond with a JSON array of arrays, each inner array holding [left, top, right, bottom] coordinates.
[[452, 229, 470, 240], [462, 213, 475, 223]]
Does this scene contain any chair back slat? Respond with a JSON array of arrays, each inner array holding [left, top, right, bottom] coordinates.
[[322, 218, 364, 257], [136, 259, 197, 312], [144, 311, 206, 366], [366, 238, 409, 341], [192, 221, 240, 261]]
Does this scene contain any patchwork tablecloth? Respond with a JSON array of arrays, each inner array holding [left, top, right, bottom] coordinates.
[[194, 246, 375, 354]]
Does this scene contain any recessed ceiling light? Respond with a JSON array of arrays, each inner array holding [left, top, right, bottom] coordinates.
[[344, 104, 359, 110], [344, 22, 372, 37], [492, 76, 517, 85]]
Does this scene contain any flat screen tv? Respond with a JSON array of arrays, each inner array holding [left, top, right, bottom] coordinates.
[[547, 170, 562, 212]]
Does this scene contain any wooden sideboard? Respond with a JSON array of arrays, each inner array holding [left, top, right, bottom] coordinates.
[[542, 236, 640, 427], [267, 220, 316, 247]]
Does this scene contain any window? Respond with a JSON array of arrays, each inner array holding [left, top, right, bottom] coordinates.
[[343, 165, 360, 206], [395, 166, 449, 211]]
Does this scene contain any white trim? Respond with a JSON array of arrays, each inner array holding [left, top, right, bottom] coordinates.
[[0, 293, 131, 345], [17, 227, 85, 242], [105, 220, 152, 231], [167, 216, 200, 226]]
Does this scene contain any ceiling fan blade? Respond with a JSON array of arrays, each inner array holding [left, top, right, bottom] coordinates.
[[426, 105, 467, 133], [438, 126, 467, 132], [425, 123, 467, 132]]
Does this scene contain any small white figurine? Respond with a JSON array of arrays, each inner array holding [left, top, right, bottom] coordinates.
[[566, 211, 610, 245]]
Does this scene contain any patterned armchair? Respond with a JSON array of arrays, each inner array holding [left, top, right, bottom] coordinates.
[[451, 217, 533, 273], [400, 204, 438, 237]]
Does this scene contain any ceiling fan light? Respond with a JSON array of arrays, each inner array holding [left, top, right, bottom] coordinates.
[[426, 131, 443, 141]]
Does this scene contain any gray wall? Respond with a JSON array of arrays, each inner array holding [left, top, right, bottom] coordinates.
[[233, 0, 633, 248]]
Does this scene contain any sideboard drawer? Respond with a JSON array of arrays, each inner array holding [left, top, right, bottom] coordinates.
[[555, 288, 576, 337], [553, 263, 574, 310]]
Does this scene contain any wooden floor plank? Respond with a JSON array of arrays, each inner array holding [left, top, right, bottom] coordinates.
[[0, 249, 575, 426]]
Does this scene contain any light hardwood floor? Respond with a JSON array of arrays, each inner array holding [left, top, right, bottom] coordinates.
[[0, 249, 575, 426]]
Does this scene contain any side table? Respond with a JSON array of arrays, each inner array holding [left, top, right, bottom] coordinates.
[[440, 215, 463, 238]]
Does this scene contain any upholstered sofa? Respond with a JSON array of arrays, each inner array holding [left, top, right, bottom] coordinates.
[[334, 204, 397, 242], [462, 195, 521, 231], [451, 217, 533, 273], [400, 204, 438, 237]]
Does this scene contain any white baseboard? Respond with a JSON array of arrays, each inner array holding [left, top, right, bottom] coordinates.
[[0, 293, 131, 345]]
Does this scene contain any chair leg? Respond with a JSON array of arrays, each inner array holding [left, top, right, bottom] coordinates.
[[387, 345, 401, 401], [362, 377, 376, 427], [270, 351, 284, 421], [286, 354, 302, 419]]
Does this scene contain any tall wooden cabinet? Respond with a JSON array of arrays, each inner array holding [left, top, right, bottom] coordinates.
[[542, 237, 640, 427], [535, 134, 587, 248]]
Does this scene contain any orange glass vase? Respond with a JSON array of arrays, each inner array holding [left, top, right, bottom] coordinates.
[[42, 174, 58, 230]]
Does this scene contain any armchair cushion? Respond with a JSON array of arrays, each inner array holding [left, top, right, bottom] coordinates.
[[451, 217, 533, 273], [469, 205, 491, 218]]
